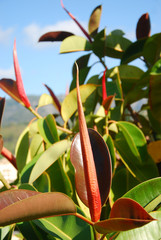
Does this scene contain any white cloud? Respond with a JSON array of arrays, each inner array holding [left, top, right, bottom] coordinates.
[[23, 20, 87, 48], [0, 27, 14, 44], [0, 66, 14, 79]]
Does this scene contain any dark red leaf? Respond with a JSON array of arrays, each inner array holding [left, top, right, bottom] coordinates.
[[136, 13, 151, 40], [39, 31, 74, 42], [0, 97, 5, 126], [43, 84, 61, 113], [71, 129, 112, 208], [102, 95, 115, 115]]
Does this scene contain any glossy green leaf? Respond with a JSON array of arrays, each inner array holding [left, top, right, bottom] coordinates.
[[94, 198, 154, 234], [60, 36, 91, 53], [0, 226, 13, 240], [29, 139, 71, 183], [61, 84, 97, 122], [121, 38, 147, 64], [105, 33, 131, 59], [0, 189, 76, 227], [88, 5, 102, 36], [39, 31, 74, 42], [116, 211, 161, 239], [37, 93, 55, 108], [123, 177, 161, 209], [92, 29, 106, 58], [33, 172, 51, 193], [33, 207, 94, 240], [70, 66, 91, 91], [70, 129, 112, 208], [15, 126, 30, 173], [0, 79, 24, 106], [114, 121, 158, 181], [143, 33, 161, 65], [72, 54, 91, 78], [103, 134, 116, 173], [0, 97, 5, 127], [149, 74, 161, 121], [151, 58, 161, 75], [29, 134, 44, 159], [37, 114, 59, 146]]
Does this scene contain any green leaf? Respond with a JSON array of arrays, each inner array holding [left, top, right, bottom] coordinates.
[[29, 134, 44, 159], [143, 33, 161, 65], [37, 93, 55, 108], [70, 66, 91, 91], [15, 126, 30, 173], [114, 121, 158, 181], [0, 190, 76, 227], [60, 36, 91, 53], [105, 33, 131, 59], [33, 208, 94, 240], [37, 114, 59, 146], [92, 29, 106, 58], [0, 226, 13, 240], [72, 53, 91, 78], [115, 211, 161, 239], [149, 74, 161, 121], [121, 38, 147, 64], [123, 177, 161, 209], [94, 198, 154, 234], [29, 139, 71, 183], [151, 58, 161, 75], [70, 129, 112, 207], [88, 5, 102, 37], [61, 84, 97, 122], [103, 134, 116, 173]]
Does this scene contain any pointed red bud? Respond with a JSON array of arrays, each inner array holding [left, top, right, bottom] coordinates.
[[13, 40, 31, 108], [136, 13, 151, 40], [76, 63, 101, 222]]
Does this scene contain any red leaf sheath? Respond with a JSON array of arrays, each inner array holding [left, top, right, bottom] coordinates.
[[76, 63, 101, 222], [44, 84, 61, 114], [13, 40, 31, 108]]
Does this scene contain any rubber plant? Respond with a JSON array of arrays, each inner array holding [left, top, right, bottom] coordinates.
[[0, 65, 155, 240]]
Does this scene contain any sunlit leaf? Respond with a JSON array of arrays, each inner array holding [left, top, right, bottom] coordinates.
[[39, 31, 74, 42], [150, 58, 161, 75], [29, 139, 71, 183], [94, 198, 155, 234], [88, 5, 102, 37], [136, 13, 151, 40], [61, 84, 97, 122], [60, 36, 92, 53], [0, 189, 76, 227]]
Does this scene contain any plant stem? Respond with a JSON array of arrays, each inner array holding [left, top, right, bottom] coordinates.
[[0, 171, 11, 189], [28, 106, 42, 119], [56, 125, 73, 135], [74, 213, 94, 226]]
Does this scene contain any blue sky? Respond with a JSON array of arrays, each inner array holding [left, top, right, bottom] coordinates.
[[0, 0, 160, 99]]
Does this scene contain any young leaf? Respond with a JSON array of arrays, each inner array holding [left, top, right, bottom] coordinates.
[[39, 31, 74, 42], [13, 40, 31, 108], [0, 189, 76, 227], [88, 5, 102, 37], [74, 63, 101, 222], [60, 0, 92, 43], [94, 198, 155, 234], [70, 129, 112, 207], [43, 84, 61, 113], [0, 97, 5, 126], [136, 13, 151, 40]]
